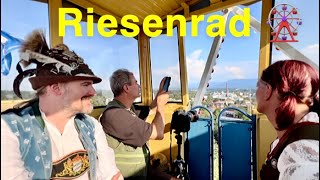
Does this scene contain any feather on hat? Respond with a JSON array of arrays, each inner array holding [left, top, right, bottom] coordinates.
[[13, 29, 101, 98]]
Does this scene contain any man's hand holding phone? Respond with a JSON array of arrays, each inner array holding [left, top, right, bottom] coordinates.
[[150, 76, 170, 110]]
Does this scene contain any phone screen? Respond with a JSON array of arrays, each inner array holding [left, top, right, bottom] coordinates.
[[163, 77, 171, 92]]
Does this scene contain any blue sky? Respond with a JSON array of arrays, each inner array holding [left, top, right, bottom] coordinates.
[[1, 0, 319, 91]]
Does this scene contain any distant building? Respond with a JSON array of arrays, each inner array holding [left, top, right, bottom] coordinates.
[[213, 100, 225, 109]]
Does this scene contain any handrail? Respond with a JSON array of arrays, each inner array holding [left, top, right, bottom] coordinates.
[[190, 105, 215, 121], [218, 106, 255, 122]]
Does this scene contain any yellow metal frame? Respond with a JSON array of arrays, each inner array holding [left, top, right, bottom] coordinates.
[[255, 112, 277, 180], [48, 0, 63, 47], [138, 31, 153, 106], [258, 0, 273, 78], [256, 1, 274, 179], [178, 30, 190, 108]]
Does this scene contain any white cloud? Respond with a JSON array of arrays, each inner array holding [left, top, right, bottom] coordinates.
[[186, 50, 206, 83], [189, 49, 202, 60], [224, 66, 245, 78], [152, 65, 180, 88], [151, 49, 206, 88], [152, 49, 260, 88], [211, 61, 258, 82]]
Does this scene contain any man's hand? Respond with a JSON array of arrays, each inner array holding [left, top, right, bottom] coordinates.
[[158, 77, 167, 93], [156, 91, 169, 110], [150, 77, 169, 110]]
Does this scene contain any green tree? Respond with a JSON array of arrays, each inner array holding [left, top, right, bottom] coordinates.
[[91, 95, 107, 107], [213, 108, 221, 142]]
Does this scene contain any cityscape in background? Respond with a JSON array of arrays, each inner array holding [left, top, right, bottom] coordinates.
[[1, 79, 256, 120]]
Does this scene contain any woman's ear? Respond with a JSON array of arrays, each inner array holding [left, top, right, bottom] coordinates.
[[264, 84, 273, 100]]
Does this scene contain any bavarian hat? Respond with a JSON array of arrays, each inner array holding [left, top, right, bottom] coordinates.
[[13, 29, 101, 98]]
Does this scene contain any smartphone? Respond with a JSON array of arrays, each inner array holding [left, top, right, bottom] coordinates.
[[163, 76, 171, 92]]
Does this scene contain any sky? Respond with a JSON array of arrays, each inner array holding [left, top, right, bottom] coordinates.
[[1, 0, 319, 92]]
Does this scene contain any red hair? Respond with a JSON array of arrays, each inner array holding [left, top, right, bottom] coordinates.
[[261, 60, 319, 130]]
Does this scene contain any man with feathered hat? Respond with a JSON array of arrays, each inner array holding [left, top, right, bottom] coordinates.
[[1, 29, 123, 180]]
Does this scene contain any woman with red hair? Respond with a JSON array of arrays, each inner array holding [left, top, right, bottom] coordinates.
[[257, 60, 319, 180]]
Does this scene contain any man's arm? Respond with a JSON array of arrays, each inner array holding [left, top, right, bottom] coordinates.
[[148, 77, 169, 140], [149, 91, 169, 140], [1, 119, 31, 180]]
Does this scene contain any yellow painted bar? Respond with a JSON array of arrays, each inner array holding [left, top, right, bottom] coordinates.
[[138, 31, 153, 105], [256, 2, 275, 179], [258, 0, 273, 78], [1, 100, 28, 112], [48, 0, 63, 47], [255, 113, 277, 180], [181, 2, 190, 19], [177, 24, 190, 108]]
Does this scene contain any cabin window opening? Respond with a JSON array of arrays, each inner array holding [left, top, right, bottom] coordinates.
[[150, 27, 182, 102], [184, 4, 261, 113]]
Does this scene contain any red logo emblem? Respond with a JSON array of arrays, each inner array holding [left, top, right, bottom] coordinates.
[[267, 4, 302, 42]]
